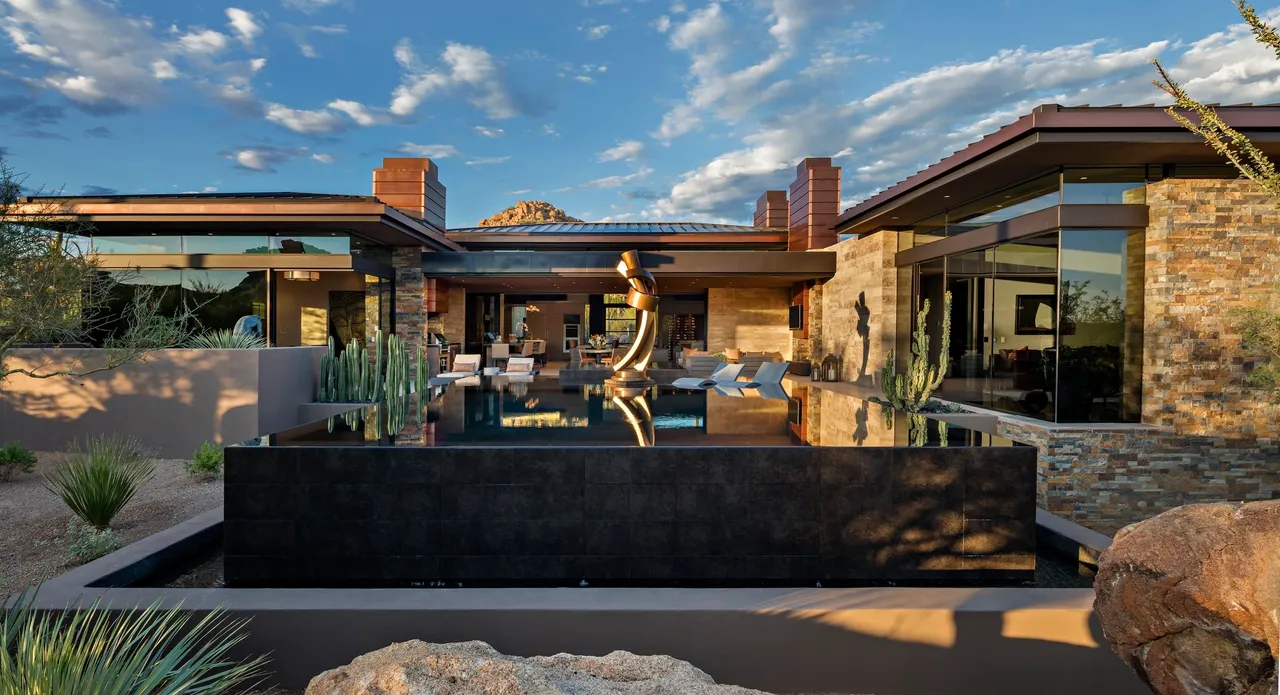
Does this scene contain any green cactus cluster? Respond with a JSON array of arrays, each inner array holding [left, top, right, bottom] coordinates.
[[318, 328, 384, 403], [318, 329, 436, 439], [874, 291, 952, 413]]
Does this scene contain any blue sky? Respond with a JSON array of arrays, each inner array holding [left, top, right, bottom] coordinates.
[[1, 0, 1277, 226]]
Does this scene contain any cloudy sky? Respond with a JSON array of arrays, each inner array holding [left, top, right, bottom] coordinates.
[[2, 0, 1278, 226]]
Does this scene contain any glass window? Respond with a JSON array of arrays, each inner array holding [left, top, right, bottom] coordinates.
[[911, 212, 947, 248], [270, 234, 349, 254], [1058, 229, 1144, 423], [90, 270, 183, 346], [183, 270, 267, 334], [1061, 167, 1148, 204], [945, 173, 1060, 236], [92, 236, 182, 254], [603, 293, 636, 344], [1171, 165, 1242, 179], [942, 248, 993, 409], [183, 235, 270, 254], [989, 235, 1058, 420]]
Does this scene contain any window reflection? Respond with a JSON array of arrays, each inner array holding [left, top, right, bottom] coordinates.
[[989, 236, 1058, 420], [945, 173, 1060, 236], [93, 236, 182, 254], [1061, 168, 1148, 205], [270, 235, 349, 254], [183, 235, 270, 254], [1057, 229, 1144, 422], [183, 270, 267, 334]]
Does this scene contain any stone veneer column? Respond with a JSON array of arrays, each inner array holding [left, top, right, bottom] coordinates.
[[393, 247, 426, 386], [1143, 179, 1280, 440], [814, 231, 909, 385]]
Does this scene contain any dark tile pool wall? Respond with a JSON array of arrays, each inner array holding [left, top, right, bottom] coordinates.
[[223, 446, 1037, 587]]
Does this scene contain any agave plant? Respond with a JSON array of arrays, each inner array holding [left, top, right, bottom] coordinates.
[[0, 588, 270, 695], [44, 435, 156, 530], [186, 329, 268, 349]]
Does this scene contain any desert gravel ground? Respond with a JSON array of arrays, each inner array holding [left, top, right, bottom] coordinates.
[[0, 451, 222, 591]]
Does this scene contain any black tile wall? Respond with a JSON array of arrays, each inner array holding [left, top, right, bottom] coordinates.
[[223, 445, 1037, 587]]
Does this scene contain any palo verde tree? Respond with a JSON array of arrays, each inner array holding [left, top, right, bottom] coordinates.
[[1153, 0, 1280, 403], [0, 155, 199, 381]]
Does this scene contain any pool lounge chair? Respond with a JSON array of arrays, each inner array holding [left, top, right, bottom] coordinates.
[[672, 362, 745, 390], [439, 354, 481, 379], [502, 357, 538, 376], [722, 360, 789, 390]]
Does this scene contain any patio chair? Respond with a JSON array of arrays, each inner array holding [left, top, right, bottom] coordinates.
[[568, 347, 590, 369], [503, 357, 537, 376], [439, 353, 481, 379], [714, 360, 790, 391], [754, 382, 788, 400], [672, 362, 745, 390]]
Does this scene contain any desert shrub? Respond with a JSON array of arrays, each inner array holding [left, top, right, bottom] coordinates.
[[44, 435, 155, 530], [186, 328, 268, 349], [0, 441, 36, 482], [187, 441, 224, 481], [63, 519, 123, 563], [0, 588, 270, 695]]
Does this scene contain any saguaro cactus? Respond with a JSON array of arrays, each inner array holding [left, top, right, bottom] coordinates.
[[875, 291, 952, 413]]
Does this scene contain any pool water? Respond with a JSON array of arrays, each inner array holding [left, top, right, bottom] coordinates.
[[254, 376, 1016, 449]]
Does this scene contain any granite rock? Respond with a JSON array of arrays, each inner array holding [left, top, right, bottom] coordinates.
[[1094, 500, 1280, 695], [304, 639, 774, 695], [478, 200, 582, 227]]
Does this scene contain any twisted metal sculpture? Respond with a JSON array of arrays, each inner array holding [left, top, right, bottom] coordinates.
[[612, 250, 658, 379], [612, 394, 654, 447]]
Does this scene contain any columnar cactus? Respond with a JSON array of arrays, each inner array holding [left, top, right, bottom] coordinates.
[[875, 291, 952, 413]]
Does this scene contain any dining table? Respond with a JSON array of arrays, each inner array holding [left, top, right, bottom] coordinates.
[[580, 348, 614, 364]]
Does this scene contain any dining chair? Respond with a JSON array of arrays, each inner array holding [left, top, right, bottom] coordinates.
[[490, 342, 510, 369], [532, 339, 546, 366], [520, 341, 535, 357]]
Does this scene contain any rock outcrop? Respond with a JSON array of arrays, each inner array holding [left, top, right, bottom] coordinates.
[[305, 640, 772, 695], [478, 200, 582, 227], [1094, 500, 1280, 695]]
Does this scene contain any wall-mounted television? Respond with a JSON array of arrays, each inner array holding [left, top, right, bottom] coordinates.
[[788, 304, 804, 330]]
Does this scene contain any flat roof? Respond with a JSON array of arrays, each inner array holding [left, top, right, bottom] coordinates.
[[445, 222, 787, 250], [15, 193, 463, 251], [835, 103, 1280, 236]]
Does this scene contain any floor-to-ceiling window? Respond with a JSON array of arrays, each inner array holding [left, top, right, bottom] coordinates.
[[916, 229, 1143, 423]]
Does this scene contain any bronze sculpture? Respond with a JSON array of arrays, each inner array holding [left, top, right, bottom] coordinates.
[[607, 250, 658, 391]]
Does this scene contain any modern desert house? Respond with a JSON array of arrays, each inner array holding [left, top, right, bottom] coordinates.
[[12, 102, 1280, 531]]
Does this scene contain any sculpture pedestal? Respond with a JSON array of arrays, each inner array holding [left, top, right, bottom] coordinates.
[[605, 369, 654, 398]]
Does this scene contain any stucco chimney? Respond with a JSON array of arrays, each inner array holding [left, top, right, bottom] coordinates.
[[372, 157, 446, 232], [787, 157, 841, 251], [753, 190, 789, 229]]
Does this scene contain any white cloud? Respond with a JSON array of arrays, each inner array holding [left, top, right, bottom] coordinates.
[[600, 213, 636, 222], [227, 146, 308, 173], [654, 15, 671, 33], [475, 125, 505, 137], [574, 75, 595, 84], [543, 123, 560, 137], [177, 28, 229, 55], [582, 166, 654, 189], [397, 142, 460, 158], [151, 59, 179, 79], [312, 153, 335, 164], [507, 188, 533, 195], [225, 8, 262, 46], [250, 57, 267, 72], [283, 23, 346, 58], [263, 102, 348, 133], [598, 140, 644, 162], [279, 38, 527, 131], [581, 23, 611, 40], [466, 156, 510, 165], [645, 10, 1280, 223], [282, 0, 345, 12]]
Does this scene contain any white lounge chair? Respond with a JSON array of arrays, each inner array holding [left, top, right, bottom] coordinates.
[[713, 360, 790, 391], [754, 383, 788, 400], [439, 353, 481, 379], [672, 362, 745, 390], [502, 356, 538, 376]]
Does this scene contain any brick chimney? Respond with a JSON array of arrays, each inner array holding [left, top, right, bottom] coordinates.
[[787, 157, 841, 251], [753, 190, 788, 229], [372, 157, 446, 232]]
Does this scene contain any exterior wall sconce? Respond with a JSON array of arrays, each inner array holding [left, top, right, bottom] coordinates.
[[284, 270, 320, 282]]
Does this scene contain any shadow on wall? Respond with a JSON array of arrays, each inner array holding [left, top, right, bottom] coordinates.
[[0, 349, 264, 457], [855, 291, 871, 383]]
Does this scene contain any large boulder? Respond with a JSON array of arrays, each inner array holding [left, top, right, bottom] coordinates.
[[1094, 500, 1280, 695], [304, 639, 773, 695]]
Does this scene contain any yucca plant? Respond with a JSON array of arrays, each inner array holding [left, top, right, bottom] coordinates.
[[44, 435, 156, 530], [186, 329, 268, 349], [0, 588, 270, 695]]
